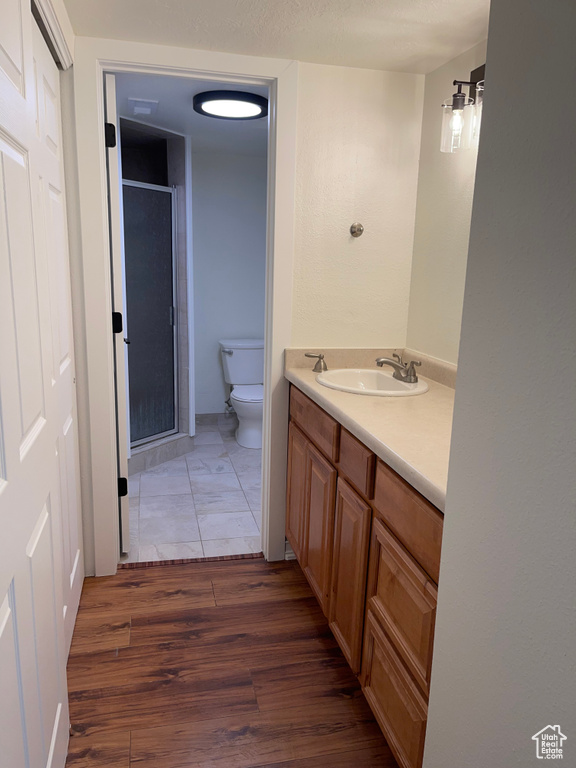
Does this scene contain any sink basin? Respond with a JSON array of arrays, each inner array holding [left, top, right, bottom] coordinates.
[[316, 368, 428, 397]]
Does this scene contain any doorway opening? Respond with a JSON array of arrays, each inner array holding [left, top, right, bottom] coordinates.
[[106, 71, 269, 564]]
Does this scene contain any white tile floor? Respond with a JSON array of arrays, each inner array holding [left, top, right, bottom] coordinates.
[[122, 413, 262, 563]]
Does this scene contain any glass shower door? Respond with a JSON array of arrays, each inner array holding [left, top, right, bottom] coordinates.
[[123, 181, 177, 445]]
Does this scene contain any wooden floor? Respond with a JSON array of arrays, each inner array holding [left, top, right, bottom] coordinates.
[[66, 558, 398, 768]]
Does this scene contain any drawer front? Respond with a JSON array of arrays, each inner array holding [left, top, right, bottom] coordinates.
[[373, 460, 443, 583], [367, 518, 437, 695], [337, 428, 376, 499], [290, 386, 340, 463], [362, 611, 428, 768]]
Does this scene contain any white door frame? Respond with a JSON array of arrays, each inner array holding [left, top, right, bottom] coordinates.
[[73, 38, 298, 575]]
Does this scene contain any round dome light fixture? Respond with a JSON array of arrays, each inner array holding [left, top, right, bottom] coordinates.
[[193, 90, 268, 120]]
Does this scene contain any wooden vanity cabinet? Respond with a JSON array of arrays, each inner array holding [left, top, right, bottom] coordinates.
[[286, 384, 444, 768]]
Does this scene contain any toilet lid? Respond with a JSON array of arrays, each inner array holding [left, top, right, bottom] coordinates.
[[231, 384, 264, 403]]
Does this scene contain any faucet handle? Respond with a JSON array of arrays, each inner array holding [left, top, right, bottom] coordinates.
[[393, 352, 405, 366], [408, 360, 422, 368], [305, 353, 328, 372]]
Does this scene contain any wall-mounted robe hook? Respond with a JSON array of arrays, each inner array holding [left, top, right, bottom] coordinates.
[[350, 222, 364, 237]]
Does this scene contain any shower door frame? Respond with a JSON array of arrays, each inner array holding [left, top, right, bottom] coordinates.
[[122, 179, 179, 448]]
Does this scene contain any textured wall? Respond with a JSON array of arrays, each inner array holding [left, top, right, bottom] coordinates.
[[192, 151, 267, 413], [424, 1, 576, 765], [406, 41, 487, 364], [291, 62, 424, 348]]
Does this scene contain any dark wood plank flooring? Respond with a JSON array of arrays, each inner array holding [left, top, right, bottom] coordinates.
[[66, 558, 398, 767]]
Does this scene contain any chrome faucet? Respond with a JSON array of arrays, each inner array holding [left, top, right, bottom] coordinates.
[[376, 352, 422, 383], [305, 352, 328, 372]]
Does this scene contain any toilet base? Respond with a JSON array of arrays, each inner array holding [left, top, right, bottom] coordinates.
[[235, 423, 262, 449]]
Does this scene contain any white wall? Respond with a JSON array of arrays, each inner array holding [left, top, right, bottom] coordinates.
[[291, 63, 424, 348], [424, 2, 576, 765], [406, 42, 486, 364], [192, 151, 268, 413]]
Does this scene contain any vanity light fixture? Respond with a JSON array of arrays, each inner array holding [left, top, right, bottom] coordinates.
[[193, 90, 268, 120], [440, 65, 485, 153]]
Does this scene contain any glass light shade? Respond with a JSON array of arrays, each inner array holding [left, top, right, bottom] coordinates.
[[200, 99, 263, 119], [472, 80, 485, 146], [440, 97, 475, 153]]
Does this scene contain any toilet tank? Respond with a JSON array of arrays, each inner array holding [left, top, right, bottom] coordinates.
[[219, 339, 264, 385]]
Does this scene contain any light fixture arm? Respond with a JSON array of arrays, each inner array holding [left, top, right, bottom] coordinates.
[[451, 81, 476, 109]]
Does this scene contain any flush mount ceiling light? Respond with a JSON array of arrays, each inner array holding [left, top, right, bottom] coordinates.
[[440, 65, 485, 153], [193, 90, 268, 120]]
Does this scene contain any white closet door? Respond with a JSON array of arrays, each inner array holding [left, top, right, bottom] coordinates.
[[0, 5, 83, 768]]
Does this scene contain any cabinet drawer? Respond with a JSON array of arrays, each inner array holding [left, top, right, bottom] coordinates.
[[290, 386, 340, 463], [373, 460, 443, 583], [362, 611, 428, 768], [337, 428, 375, 499], [367, 518, 437, 695]]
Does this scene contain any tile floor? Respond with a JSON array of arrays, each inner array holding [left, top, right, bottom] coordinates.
[[122, 413, 262, 563]]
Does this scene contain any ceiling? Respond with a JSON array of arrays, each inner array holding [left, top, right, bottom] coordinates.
[[64, 0, 490, 75], [115, 75, 269, 156]]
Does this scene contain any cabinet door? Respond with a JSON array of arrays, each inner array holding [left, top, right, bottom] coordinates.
[[329, 478, 371, 673], [367, 518, 437, 695], [362, 612, 428, 768], [304, 442, 337, 616], [286, 422, 309, 562]]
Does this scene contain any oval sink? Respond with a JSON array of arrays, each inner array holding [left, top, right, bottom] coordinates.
[[316, 368, 428, 397]]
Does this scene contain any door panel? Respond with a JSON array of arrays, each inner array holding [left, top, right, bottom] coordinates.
[[0, 592, 27, 767], [123, 182, 176, 444], [2, 143, 46, 443], [303, 441, 337, 616], [329, 477, 371, 673], [0, 0, 24, 91], [285, 422, 309, 562]]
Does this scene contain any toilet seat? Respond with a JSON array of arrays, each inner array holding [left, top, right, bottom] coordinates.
[[231, 384, 263, 403]]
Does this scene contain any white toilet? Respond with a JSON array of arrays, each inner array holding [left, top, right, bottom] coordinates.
[[219, 338, 264, 449]]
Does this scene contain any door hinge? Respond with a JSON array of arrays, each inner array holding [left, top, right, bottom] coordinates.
[[112, 311, 123, 333], [118, 477, 128, 497], [105, 122, 117, 148]]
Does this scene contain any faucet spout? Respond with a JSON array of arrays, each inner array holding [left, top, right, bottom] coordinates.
[[376, 357, 406, 378], [376, 356, 422, 383]]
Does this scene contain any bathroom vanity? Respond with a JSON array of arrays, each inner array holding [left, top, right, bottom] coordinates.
[[284, 364, 455, 768]]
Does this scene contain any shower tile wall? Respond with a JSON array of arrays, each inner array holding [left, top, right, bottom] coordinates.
[[124, 413, 262, 562]]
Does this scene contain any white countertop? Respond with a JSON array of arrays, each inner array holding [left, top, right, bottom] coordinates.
[[285, 367, 455, 511]]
